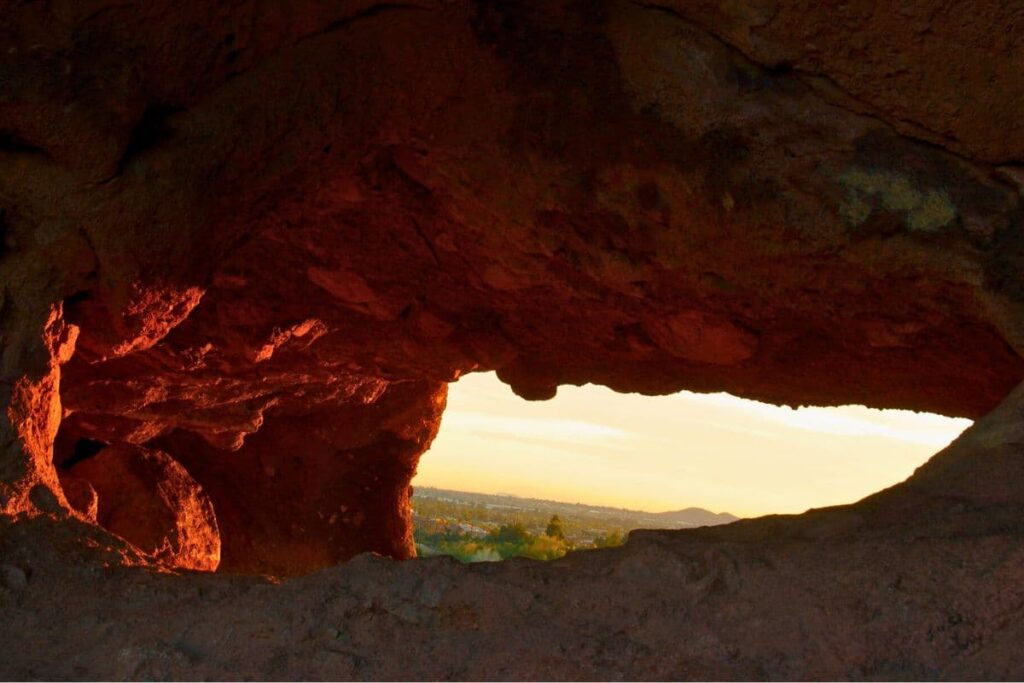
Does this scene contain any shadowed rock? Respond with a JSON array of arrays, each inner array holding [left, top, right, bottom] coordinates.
[[0, 0, 1022, 678], [62, 443, 220, 572]]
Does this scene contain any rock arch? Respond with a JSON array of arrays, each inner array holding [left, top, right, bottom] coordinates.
[[1, 0, 1023, 677]]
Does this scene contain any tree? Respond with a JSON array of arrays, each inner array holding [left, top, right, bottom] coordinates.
[[545, 514, 565, 540], [593, 530, 625, 548], [487, 523, 532, 545]]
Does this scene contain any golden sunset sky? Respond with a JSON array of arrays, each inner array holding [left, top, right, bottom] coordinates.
[[413, 372, 972, 517]]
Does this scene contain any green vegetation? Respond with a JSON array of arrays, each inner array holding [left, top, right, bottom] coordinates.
[[413, 495, 627, 563], [415, 520, 579, 563], [545, 514, 565, 540], [592, 530, 625, 548], [412, 486, 736, 563]]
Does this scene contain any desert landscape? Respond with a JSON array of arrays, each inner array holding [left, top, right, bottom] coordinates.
[[1, 0, 1024, 679]]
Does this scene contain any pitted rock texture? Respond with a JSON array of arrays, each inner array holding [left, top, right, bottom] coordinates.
[[657, 0, 1024, 165], [0, 0, 1023, 676]]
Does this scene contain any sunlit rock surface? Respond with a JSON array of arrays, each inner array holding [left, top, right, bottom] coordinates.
[[60, 443, 220, 572], [1, 0, 1023, 678]]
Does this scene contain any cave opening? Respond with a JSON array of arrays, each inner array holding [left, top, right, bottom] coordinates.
[[410, 371, 973, 562], [46, 354, 975, 577]]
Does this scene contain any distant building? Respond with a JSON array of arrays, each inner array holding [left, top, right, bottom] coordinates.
[[413, 514, 449, 535]]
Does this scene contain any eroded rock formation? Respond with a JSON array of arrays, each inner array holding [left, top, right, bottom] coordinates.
[[1, 0, 1023, 678], [60, 443, 221, 572]]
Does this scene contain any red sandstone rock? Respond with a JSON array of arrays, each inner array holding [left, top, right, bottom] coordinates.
[[662, 0, 1024, 165], [0, 0, 1019, 576], [62, 444, 220, 572], [60, 477, 98, 522], [150, 380, 446, 575], [0, 0, 1022, 676], [644, 310, 757, 365]]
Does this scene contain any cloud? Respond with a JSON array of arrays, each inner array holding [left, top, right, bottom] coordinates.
[[441, 411, 631, 443], [670, 392, 971, 447]]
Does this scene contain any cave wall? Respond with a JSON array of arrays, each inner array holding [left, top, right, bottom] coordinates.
[[150, 380, 446, 574], [0, 0, 1022, 577]]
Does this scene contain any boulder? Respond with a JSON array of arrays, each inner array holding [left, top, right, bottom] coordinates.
[[63, 444, 220, 572]]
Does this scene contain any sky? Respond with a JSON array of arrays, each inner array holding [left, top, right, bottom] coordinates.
[[412, 372, 973, 518]]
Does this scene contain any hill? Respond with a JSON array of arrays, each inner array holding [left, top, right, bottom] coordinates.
[[412, 486, 739, 533], [652, 507, 740, 527]]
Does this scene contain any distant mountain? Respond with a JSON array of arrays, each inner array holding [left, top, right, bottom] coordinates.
[[651, 507, 739, 527], [413, 486, 739, 529]]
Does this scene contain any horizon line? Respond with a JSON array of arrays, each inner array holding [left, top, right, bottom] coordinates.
[[412, 483, 740, 519]]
